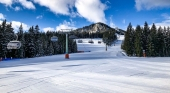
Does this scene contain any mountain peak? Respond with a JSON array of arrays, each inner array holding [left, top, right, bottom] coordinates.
[[73, 22, 125, 35], [74, 22, 111, 33]]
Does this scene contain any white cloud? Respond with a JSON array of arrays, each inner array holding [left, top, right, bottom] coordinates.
[[135, 0, 170, 11], [18, 0, 35, 9], [56, 20, 77, 31], [0, 13, 5, 20], [1, 0, 107, 23], [43, 27, 55, 32], [0, 0, 13, 6], [33, 0, 107, 23], [0, 18, 29, 32], [154, 20, 170, 28], [36, 15, 43, 19], [11, 21, 29, 32], [43, 20, 77, 32], [0, 0, 35, 10], [14, 6, 21, 11], [162, 13, 170, 19], [109, 16, 116, 28], [75, 0, 107, 23], [110, 22, 116, 28], [33, 0, 75, 15], [150, 14, 170, 28]]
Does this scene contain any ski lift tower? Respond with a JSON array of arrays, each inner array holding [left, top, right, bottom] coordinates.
[[61, 29, 73, 59]]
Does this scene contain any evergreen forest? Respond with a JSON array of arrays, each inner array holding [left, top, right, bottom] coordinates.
[[122, 22, 170, 57], [0, 20, 77, 59], [0, 20, 117, 60]]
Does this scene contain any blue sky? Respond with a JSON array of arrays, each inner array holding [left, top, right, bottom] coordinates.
[[0, 0, 170, 32]]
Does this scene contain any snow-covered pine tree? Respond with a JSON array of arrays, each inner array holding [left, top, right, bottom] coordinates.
[[147, 23, 157, 57], [167, 27, 170, 56], [18, 24, 25, 58], [0, 21, 3, 58], [45, 31, 55, 55], [1, 21, 15, 58], [46, 41, 54, 55], [0, 20, 7, 58], [41, 32, 48, 56], [57, 34, 66, 54], [39, 33, 45, 56], [156, 27, 164, 56], [147, 35, 154, 57], [162, 27, 168, 56], [142, 22, 150, 56], [25, 27, 36, 58], [34, 25, 44, 56]]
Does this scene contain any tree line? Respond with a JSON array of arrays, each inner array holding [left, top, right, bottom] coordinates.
[[72, 31, 103, 38], [102, 29, 117, 51], [122, 22, 170, 57], [72, 27, 118, 51], [0, 20, 77, 59]]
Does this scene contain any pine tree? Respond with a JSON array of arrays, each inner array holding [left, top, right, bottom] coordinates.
[[34, 25, 44, 56], [162, 27, 169, 56], [68, 38, 77, 53], [148, 23, 157, 57], [134, 25, 142, 56], [102, 29, 117, 51], [123, 23, 134, 56], [25, 27, 36, 58], [147, 35, 153, 57], [39, 33, 45, 56], [57, 34, 66, 54], [18, 24, 25, 58], [7, 23, 16, 58], [46, 41, 54, 55], [73, 40, 77, 53], [156, 27, 164, 56], [167, 27, 170, 56], [0, 21, 3, 58], [142, 22, 150, 56], [41, 32, 48, 56], [0, 20, 7, 58]]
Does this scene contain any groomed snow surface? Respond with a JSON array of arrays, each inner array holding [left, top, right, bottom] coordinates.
[[0, 35, 170, 93]]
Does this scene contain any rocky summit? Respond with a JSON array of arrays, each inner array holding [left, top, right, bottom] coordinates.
[[73, 22, 125, 35]]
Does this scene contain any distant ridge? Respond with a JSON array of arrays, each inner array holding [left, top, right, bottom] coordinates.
[[73, 22, 125, 35]]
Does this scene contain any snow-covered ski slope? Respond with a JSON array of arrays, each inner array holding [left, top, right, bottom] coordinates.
[[0, 35, 170, 93]]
